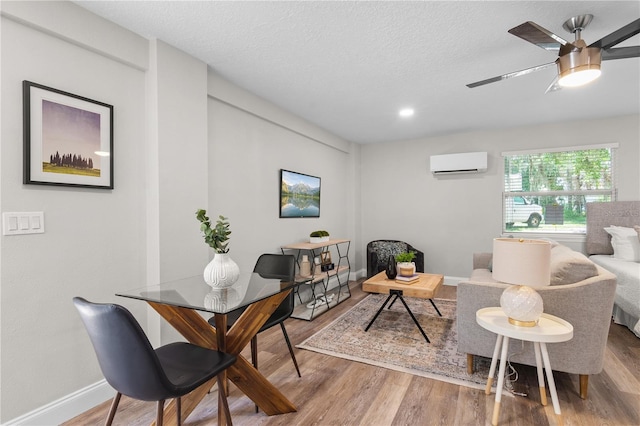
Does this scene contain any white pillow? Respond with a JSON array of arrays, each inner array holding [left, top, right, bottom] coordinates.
[[604, 226, 640, 262]]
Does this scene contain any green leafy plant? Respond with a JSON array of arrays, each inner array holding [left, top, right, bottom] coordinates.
[[310, 230, 330, 237], [195, 209, 231, 253], [395, 251, 416, 263]]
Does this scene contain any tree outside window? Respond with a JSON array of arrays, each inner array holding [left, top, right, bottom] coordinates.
[[503, 145, 616, 234]]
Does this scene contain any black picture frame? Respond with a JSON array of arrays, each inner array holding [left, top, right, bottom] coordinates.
[[23, 81, 114, 189], [279, 169, 321, 218]]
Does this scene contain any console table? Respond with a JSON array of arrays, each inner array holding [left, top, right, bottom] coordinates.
[[281, 239, 351, 320]]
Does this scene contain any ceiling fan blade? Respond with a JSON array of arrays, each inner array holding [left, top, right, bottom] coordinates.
[[601, 46, 640, 60], [589, 18, 640, 50], [466, 62, 556, 88], [508, 21, 569, 51]]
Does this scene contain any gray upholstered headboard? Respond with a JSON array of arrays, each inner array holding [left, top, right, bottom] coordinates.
[[586, 201, 640, 255]]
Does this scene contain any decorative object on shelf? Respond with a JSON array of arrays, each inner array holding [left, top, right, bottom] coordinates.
[[196, 209, 239, 288], [492, 238, 551, 327], [385, 255, 397, 279], [23, 81, 114, 189], [395, 274, 419, 283], [321, 263, 335, 272], [306, 293, 335, 309], [314, 256, 322, 275], [320, 249, 334, 272], [300, 255, 312, 277], [309, 230, 330, 243], [395, 251, 417, 277], [320, 249, 332, 264]]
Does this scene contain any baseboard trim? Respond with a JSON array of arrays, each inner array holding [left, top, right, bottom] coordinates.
[[3, 380, 112, 425]]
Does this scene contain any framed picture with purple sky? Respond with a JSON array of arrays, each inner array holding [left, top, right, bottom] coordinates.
[[23, 81, 114, 189]]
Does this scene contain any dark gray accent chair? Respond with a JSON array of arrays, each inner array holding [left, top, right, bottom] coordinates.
[[366, 240, 425, 278], [73, 297, 237, 426]]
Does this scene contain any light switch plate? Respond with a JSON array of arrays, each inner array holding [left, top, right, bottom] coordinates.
[[2, 212, 45, 235]]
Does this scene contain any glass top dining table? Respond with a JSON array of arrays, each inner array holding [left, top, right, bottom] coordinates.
[[116, 273, 297, 315]]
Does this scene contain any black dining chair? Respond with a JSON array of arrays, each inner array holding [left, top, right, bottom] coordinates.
[[73, 297, 237, 426], [208, 254, 301, 378]]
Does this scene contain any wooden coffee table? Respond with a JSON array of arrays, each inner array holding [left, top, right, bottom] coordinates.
[[362, 271, 444, 343]]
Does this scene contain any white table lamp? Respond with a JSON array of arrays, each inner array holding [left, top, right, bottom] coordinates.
[[492, 238, 551, 327]]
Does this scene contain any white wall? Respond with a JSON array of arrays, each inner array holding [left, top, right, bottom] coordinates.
[[206, 73, 357, 282], [1, 1, 148, 421], [360, 115, 640, 279]]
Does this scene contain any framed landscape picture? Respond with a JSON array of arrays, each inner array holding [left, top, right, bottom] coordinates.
[[23, 81, 114, 189], [279, 169, 321, 218]]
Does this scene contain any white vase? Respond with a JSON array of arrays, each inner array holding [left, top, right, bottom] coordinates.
[[300, 255, 312, 277], [203, 253, 240, 289]]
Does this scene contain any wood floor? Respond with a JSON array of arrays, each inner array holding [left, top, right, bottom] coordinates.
[[63, 281, 640, 426]]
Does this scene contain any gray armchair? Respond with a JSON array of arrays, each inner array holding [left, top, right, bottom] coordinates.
[[457, 247, 617, 399], [366, 240, 424, 278]]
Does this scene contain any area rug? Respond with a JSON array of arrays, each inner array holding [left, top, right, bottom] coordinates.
[[297, 294, 495, 391]]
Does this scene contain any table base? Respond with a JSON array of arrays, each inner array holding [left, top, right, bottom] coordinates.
[[486, 335, 564, 426], [147, 291, 297, 426], [364, 289, 442, 343]]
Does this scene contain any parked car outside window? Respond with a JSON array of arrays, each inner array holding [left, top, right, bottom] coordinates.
[[505, 196, 544, 228]]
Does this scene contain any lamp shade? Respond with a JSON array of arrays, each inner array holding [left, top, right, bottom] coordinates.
[[492, 238, 551, 287], [493, 238, 551, 326]]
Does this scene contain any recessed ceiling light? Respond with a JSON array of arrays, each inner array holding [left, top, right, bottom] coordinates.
[[398, 108, 415, 118]]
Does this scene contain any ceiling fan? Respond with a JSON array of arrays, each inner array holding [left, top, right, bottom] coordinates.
[[467, 15, 640, 92]]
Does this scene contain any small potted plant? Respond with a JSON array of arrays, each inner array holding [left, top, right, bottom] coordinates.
[[196, 209, 239, 288], [309, 230, 330, 243], [395, 251, 417, 276]]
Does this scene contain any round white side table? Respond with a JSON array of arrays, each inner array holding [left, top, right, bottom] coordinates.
[[476, 307, 573, 426]]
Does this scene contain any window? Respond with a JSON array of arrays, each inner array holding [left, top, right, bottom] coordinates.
[[502, 144, 617, 234]]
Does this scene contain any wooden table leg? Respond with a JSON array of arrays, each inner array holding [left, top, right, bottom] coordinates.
[[147, 290, 297, 425], [214, 314, 230, 426]]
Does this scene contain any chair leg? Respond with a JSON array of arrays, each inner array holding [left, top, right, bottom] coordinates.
[[250, 336, 259, 413], [176, 397, 181, 426], [217, 374, 233, 426], [250, 336, 258, 370], [157, 399, 165, 426], [467, 354, 474, 375], [280, 322, 301, 377], [579, 374, 589, 399], [104, 392, 121, 426]]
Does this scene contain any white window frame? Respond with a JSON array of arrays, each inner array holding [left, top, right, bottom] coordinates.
[[501, 143, 618, 235]]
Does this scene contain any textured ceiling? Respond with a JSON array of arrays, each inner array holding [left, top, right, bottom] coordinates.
[[73, 1, 640, 144]]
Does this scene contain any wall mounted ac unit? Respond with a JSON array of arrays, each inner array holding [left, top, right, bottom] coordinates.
[[430, 152, 487, 175]]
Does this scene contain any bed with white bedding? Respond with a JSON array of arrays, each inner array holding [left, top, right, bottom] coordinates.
[[586, 201, 640, 338], [590, 255, 640, 337]]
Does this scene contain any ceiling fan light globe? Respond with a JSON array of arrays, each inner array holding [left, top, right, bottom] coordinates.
[[557, 47, 602, 87]]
